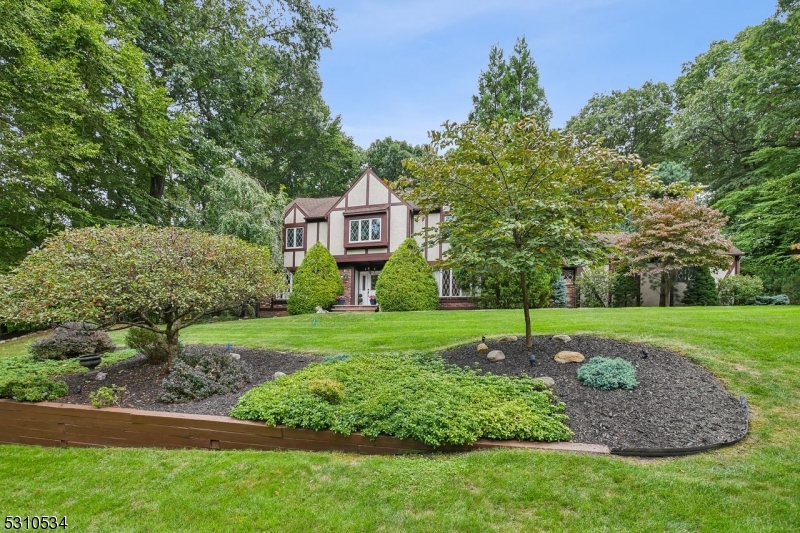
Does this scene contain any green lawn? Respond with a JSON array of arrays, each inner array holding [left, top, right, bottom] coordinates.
[[1, 307, 799, 532]]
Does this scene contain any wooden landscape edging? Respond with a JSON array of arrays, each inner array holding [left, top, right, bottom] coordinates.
[[0, 400, 610, 455]]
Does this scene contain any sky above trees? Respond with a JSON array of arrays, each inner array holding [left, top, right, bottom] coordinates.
[[317, 0, 775, 147]]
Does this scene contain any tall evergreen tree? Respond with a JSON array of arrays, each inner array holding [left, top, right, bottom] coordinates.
[[469, 36, 551, 124], [681, 267, 719, 306]]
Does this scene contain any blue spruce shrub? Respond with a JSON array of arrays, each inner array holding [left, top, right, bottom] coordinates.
[[577, 357, 638, 390]]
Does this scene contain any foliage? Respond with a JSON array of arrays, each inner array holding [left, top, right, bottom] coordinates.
[[456, 268, 553, 309], [611, 267, 640, 307], [29, 323, 116, 362], [231, 354, 572, 447], [681, 267, 719, 306], [124, 327, 175, 365], [575, 268, 617, 308], [565, 81, 674, 165], [320, 354, 352, 364], [0, 0, 186, 272], [0, 226, 284, 362], [718, 275, 764, 306], [755, 294, 790, 305], [552, 276, 569, 308], [469, 37, 552, 124], [617, 198, 733, 306], [287, 242, 344, 315], [401, 117, 654, 345], [671, 4, 800, 292], [89, 385, 126, 409], [577, 357, 638, 391], [203, 167, 289, 268], [306, 378, 345, 404], [0, 374, 68, 402], [375, 239, 439, 312], [364, 137, 426, 182], [159, 348, 251, 404]]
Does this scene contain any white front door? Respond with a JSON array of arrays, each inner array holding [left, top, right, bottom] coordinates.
[[358, 271, 379, 305]]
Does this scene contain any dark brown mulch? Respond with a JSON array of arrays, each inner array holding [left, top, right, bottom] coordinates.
[[57, 345, 317, 416], [439, 335, 748, 450]]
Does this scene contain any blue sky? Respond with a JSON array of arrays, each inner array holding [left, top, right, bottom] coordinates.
[[316, 0, 777, 149]]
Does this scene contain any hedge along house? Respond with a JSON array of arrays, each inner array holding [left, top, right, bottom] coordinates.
[[280, 168, 473, 309]]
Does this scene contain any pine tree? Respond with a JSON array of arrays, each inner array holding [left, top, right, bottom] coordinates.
[[681, 267, 719, 306], [469, 36, 552, 124], [552, 276, 568, 308]]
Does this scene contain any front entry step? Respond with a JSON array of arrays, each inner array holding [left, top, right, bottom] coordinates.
[[332, 305, 379, 313]]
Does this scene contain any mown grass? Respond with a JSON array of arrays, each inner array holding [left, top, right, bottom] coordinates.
[[1, 306, 799, 532]]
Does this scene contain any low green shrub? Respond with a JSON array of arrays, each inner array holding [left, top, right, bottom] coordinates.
[[29, 323, 116, 361], [159, 348, 251, 403], [755, 294, 790, 305], [718, 275, 764, 306], [90, 384, 126, 408], [0, 375, 68, 402], [125, 327, 174, 364], [320, 354, 352, 364], [231, 354, 573, 447], [577, 357, 638, 391]]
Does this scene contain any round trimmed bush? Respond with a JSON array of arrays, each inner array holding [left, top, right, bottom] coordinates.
[[287, 242, 344, 315], [375, 238, 439, 311], [577, 357, 638, 390]]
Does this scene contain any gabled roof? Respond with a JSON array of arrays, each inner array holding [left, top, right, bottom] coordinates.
[[285, 196, 339, 219]]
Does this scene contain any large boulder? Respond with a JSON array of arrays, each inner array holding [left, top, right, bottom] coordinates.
[[554, 351, 585, 364], [487, 350, 506, 362]]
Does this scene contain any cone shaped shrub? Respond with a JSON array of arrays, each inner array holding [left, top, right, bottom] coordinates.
[[681, 267, 719, 306], [375, 238, 439, 311], [288, 242, 344, 315]]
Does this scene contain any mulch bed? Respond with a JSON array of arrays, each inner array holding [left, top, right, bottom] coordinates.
[[439, 335, 749, 450], [55, 337, 749, 450], [57, 345, 316, 416]]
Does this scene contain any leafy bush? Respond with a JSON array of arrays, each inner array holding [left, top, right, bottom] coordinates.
[[0, 375, 68, 402], [375, 238, 439, 311], [459, 268, 553, 309], [90, 385, 126, 408], [231, 354, 573, 447], [159, 348, 251, 403], [288, 242, 344, 315], [718, 275, 764, 306], [577, 357, 638, 391], [681, 266, 719, 306], [551, 275, 568, 307], [307, 379, 345, 403], [125, 327, 174, 364], [575, 267, 617, 308], [755, 294, 790, 305], [29, 323, 116, 361]]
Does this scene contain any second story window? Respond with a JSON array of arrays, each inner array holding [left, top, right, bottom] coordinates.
[[349, 218, 381, 243], [286, 227, 304, 249]]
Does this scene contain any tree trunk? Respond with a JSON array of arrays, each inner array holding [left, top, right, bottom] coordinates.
[[150, 174, 165, 199], [520, 270, 532, 348], [163, 321, 182, 366], [659, 272, 668, 307]]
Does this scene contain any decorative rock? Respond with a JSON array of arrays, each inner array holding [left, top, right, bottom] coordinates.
[[477, 343, 490, 354], [273, 371, 287, 379], [552, 335, 571, 343], [535, 376, 555, 388], [554, 351, 585, 364], [498, 335, 518, 342], [487, 350, 505, 362], [229, 353, 241, 361], [95, 372, 107, 381]]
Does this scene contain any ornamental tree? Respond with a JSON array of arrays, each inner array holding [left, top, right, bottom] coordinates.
[[402, 117, 654, 347], [0, 226, 284, 362], [616, 198, 733, 306]]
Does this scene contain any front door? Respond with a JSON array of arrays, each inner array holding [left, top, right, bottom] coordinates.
[[358, 271, 379, 305]]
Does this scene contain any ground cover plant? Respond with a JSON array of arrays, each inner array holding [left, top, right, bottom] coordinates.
[[1, 306, 799, 531], [231, 354, 572, 446], [576, 357, 638, 391]]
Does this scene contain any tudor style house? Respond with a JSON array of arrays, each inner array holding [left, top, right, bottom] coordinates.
[[280, 168, 472, 309], [275, 168, 744, 311]]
